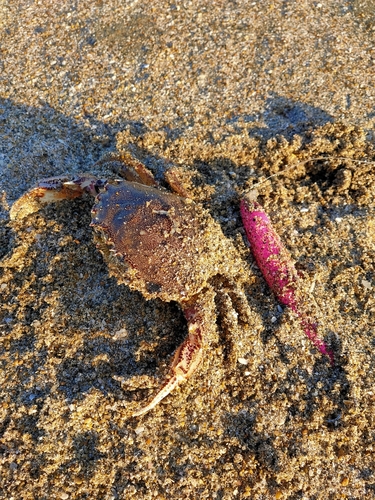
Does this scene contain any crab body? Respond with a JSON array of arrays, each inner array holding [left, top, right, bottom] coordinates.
[[10, 154, 246, 416], [92, 180, 232, 303]]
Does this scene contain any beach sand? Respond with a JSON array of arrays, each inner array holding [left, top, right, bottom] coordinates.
[[1, 1, 375, 498]]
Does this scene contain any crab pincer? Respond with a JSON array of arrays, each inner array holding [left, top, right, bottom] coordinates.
[[240, 192, 334, 364]]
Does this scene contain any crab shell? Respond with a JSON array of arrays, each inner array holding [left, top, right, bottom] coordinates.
[[91, 181, 234, 304]]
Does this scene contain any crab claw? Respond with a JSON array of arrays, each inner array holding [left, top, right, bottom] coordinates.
[[94, 152, 158, 187], [10, 175, 102, 221], [132, 291, 214, 417]]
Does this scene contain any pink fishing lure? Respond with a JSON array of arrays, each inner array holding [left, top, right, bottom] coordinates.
[[240, 193, 334, 364]]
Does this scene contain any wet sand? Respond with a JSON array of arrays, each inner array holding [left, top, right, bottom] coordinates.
[[1, 2, 375, 499]]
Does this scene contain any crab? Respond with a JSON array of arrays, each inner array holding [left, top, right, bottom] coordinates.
[[10, 153, 249, 416]]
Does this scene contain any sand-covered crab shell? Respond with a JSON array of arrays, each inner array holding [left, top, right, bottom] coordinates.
[[91, 180, 237, 303]]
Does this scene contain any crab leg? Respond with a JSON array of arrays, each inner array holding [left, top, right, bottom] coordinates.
[[95, 152, 158, 187], [10, 175, 103, 221], [132, 291, 215, 417]]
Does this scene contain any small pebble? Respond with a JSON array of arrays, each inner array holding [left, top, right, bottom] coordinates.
[[113, 328, 128, 340], [238, 358, 249, 365], [362, 279, 371, 290]]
